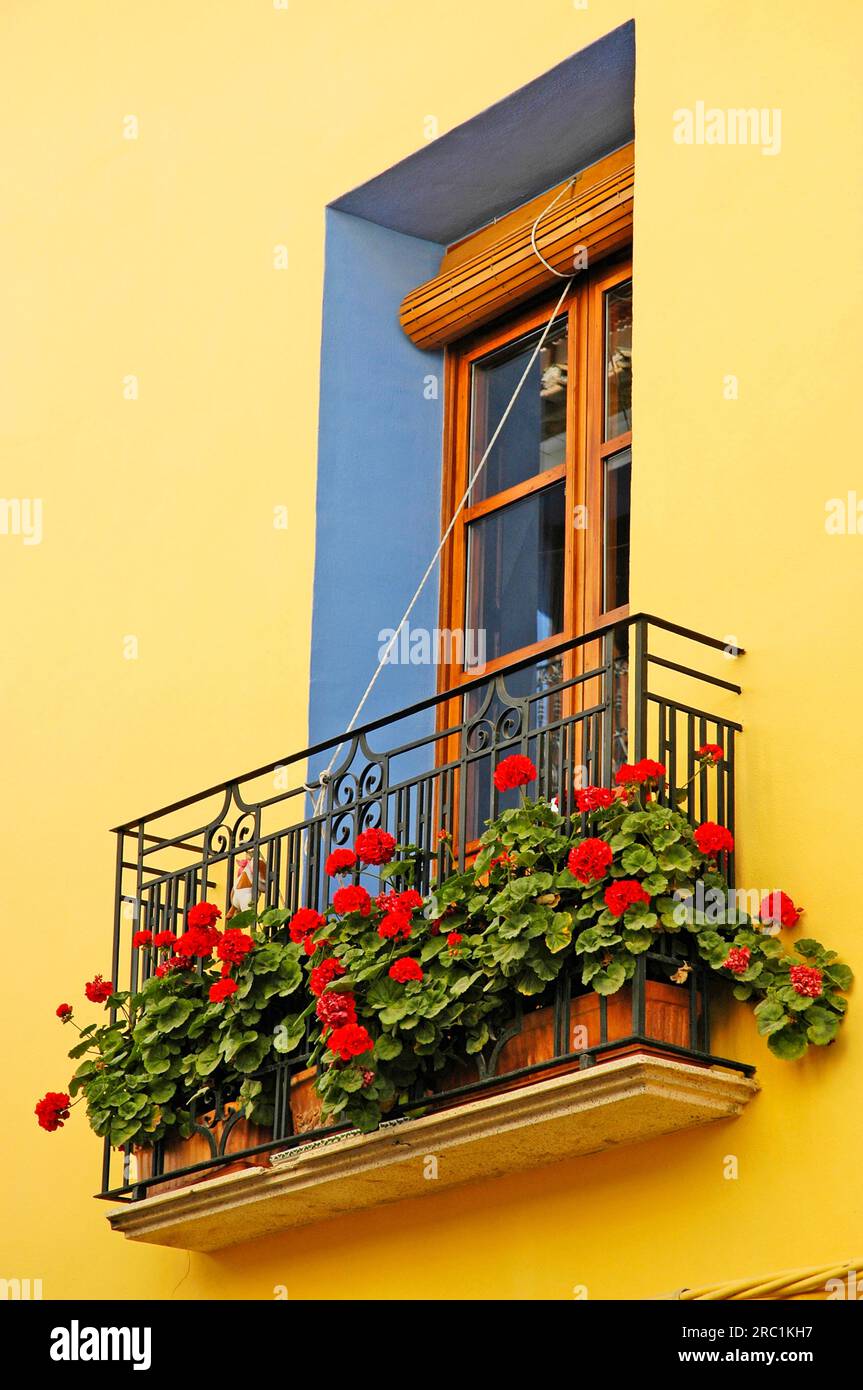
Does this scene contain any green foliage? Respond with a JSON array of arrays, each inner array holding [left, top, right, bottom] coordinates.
[[58, 785, 852, 1150]]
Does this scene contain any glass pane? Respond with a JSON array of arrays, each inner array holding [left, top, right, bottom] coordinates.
[[470, 323, 568, 503], [603, 446, 631, 612], [604, 280, 632, 440], [465, 482, 565, 666]]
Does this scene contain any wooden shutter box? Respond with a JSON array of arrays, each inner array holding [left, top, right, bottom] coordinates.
[[399, 143, 634, 350]]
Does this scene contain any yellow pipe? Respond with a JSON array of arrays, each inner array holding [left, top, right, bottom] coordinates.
[[676, 1258, 863, 1301]]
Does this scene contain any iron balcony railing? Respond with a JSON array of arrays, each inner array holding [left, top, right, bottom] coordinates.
[[100, 613, 752, 1202]]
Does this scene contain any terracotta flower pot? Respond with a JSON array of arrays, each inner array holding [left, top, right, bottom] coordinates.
[[438, 980, 702, 1101], [289, 1066, 324, 1136], [134, 1103, 272, 1196]]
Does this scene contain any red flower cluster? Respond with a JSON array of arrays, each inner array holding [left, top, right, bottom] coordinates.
[[759, 892, 802, 929], [354, 828, 396, 865], [325, 848, 357, 877], [332, 885, 371, 917], [568, 838, 613, 884], [289, 908, 326, 947], [216, 928, 254, 967], [615, 759, 666, 787], [35, 1091, 71, 1132], [156, 954, 193, 977], [389, 958, 423, 983], [84, 975, 113, 1004], [724, 946, 751, 976], [790, 964, 823, 998], [575, 786, 616, 813], [693, 822, 734, 856], [55, 1003, 73, 1021], [327, 1023, 374, 1061], [315, 990, 357, 1031], [375, 888, 423, 915], [309, 956, 345, 996], [493, 754, 537, 793], [209, 978, 238, 1004], [490, 852, 514, 871], [696, 743, 724, 765], [604, 880, 650, 917], [378, 911, 412, 940], [174, 925, 220, 958], [132, 930, 152, 948], [187, 902, 222, 930], [446, 932, 463, 951], [153, 930, 177, 949]]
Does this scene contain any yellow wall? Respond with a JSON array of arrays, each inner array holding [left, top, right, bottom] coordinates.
[[2, 0, 861, 1300]]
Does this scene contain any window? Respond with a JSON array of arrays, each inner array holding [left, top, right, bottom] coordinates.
[[441, 258, 632, 689]]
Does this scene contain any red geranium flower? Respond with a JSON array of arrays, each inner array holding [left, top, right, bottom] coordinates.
[[575, 786, 616, 813], [187, 901, 222, 931], [327, 1023, 374, 1061], [55, 1004, 73, 1021], [696, 743, 724, 765], [153, 930, 177, 949], [309, 955, 346, 996], [493, 754, 537, 793], [693, 822, 734, 856], [84, 974, 114, 1004], [216, 928, 255, 966], [354, 827, 397, 865], [604, 880, 651, 917], [156, 954, 193, 977], [378, 911, 412, 940], [209, 977, 238, 1004], [304, 934, 330, 956], [174, 925, 220, 958], [325, 848, 358, 877], [332, 885, 372, 917], [790, 964, 823, 998], [567, 838, 613, 884], [361, 1068, 375, 1088], [615, 758, 666, 787], [724, 946, 751, 976], [388, 958, 423, 983], [315, 990, 358, 1031], [759, 892, 802, 929], [35, 1091, 71, 1132], [289, 908, 326, 944], [446, 932, 463, 951], [132, 929, 152, 948]]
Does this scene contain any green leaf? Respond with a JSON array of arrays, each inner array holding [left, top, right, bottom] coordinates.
[[544, 912, 572, 954], [805, 1007, 840, 1046], [767, 1024, 808, 1060], [591, 962, 626, 995], [374, 1034, 403, 1060], [621, 845, 657, 874]]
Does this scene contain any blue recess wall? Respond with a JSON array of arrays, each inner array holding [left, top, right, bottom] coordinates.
[[308, 209, 444, 766]]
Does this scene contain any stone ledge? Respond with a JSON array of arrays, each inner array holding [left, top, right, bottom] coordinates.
[[106, 1053, 758, 1252]]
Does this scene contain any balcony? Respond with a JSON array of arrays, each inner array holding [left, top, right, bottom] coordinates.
[[102, 614, 758, 1249]]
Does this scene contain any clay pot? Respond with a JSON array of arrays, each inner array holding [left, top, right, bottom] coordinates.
[[134, 1103, 272, 1196], [438, 980, 702, 1099], [289, 1066, 324, 1136]]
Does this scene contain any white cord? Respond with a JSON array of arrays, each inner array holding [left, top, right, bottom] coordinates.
[[307, 179, 579, 822], [530, 175, 579, 279]]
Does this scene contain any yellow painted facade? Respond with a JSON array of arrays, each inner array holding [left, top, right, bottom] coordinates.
[[2, 0, 861, 1300]]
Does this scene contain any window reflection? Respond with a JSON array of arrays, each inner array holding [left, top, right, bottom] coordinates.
[[605, 281, 632, 440], [470, 324, 568, 503]]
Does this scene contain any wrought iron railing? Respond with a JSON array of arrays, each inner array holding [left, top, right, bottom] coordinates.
[[100, 614, 752, 1202]]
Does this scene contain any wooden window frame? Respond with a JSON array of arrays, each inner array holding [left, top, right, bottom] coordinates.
[[438, 251, 632, 702]]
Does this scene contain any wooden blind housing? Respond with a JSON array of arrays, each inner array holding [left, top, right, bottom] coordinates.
[[399, 144, 633, 350]]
